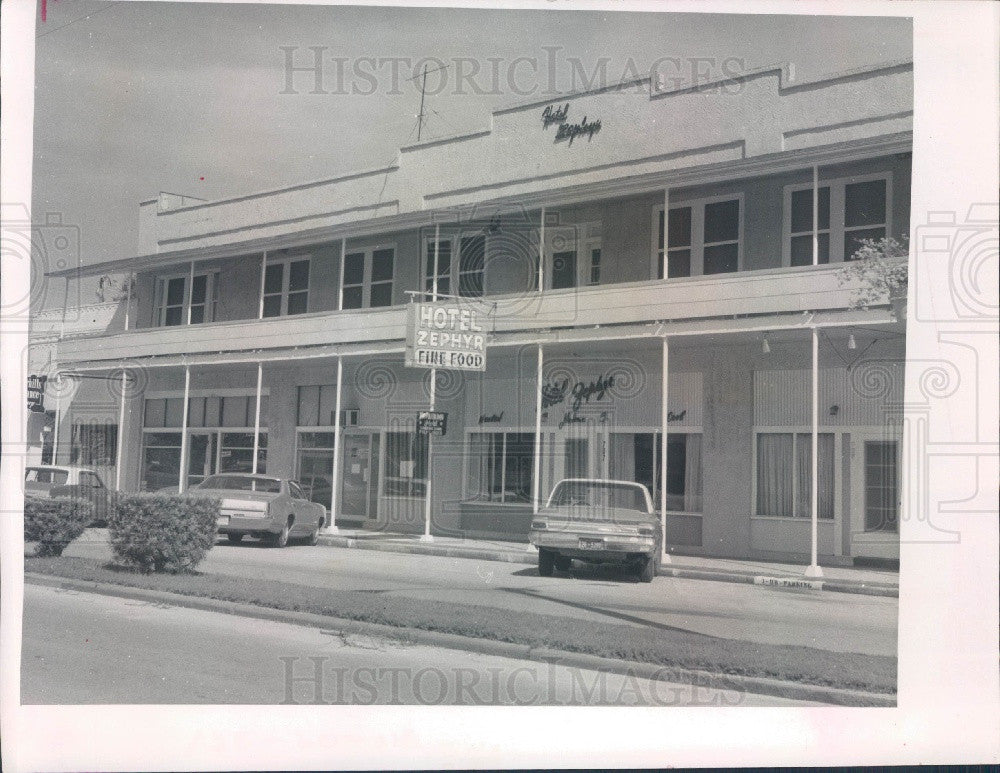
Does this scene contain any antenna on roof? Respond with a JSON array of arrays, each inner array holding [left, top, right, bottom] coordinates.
[[411, 62, 451, 142]]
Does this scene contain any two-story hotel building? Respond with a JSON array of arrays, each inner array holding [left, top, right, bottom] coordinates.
[[48, 59, 911, 565]]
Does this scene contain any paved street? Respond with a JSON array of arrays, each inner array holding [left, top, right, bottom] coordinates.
[[21, 584, 820, 706], [62, 535, 897, 657]]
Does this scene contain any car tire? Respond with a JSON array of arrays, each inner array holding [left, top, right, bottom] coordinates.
[[306, 523, 321, 546], [554, 555, 572, 573], [638, 555, 656, 583], [226, 534, 244, 544], [538, 548, 555, 577], [271, 521, 290, 548]]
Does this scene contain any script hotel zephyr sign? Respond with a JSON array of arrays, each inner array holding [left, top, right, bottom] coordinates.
[[405, 302, 487, 372]]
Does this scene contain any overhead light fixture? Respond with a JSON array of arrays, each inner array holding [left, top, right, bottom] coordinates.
[[848, 334, 857, 350], [762, 335, 770, 354]]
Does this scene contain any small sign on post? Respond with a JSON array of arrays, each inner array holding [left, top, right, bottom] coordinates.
[[417, 411, 447, 436], [405, 301, 487, 372], [27, 375, 46, 413]]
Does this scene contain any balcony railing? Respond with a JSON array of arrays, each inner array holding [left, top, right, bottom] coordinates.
[[56, 263, 887, 367]]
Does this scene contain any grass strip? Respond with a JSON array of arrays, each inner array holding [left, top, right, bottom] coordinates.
[[26, 555, 896, 694]]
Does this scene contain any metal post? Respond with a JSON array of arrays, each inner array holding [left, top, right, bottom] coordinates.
[[538, 207, 545, 291], [329, 356, 343, 533], [178, 365, 190, 493], [252, 363, 263, 474], [258, 251, 267, 319], [663, 188, 670, 279], [186, 261, 195, 325], [337, 238, 347, 311], [124, 272, 133, 331], [805, 327, 823, 578], [115, 370, 127, 489], [421, 226, 441, 542], [660, 336, 671, 563], [532, 343, 544, 515]]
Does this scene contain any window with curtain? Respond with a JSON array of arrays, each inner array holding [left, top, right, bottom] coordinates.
[[756, 432, 834, 518], [70, 421, 118, 466]]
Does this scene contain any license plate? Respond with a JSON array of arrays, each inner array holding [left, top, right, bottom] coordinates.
[[579, 538, 603, 550], [217, 516, 230, 527]]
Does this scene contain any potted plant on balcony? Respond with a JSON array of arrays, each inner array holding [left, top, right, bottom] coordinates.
[[838, 235, 909, 321]]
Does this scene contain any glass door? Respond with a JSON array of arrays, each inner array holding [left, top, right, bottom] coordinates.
[[340, 434, 372, 522]]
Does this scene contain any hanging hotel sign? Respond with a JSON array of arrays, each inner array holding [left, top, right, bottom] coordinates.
[[27, 375, 46, 413], [405, 302, 487, 372], [417, 411, 447, 436], [541, 102, 602, 146]]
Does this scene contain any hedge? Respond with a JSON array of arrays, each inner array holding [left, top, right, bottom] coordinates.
[[24, 496, 94, 557], [108, 494, 219, 573]]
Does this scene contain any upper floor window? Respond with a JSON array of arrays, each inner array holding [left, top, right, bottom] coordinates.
[[154, 272, 219, 326], [263, 257, 310, 317], [343, 246, 395, 309], [654, 196, 742, 279], [782, 174, 891, 266], [423, 234, 485, 298], [544, 221, 602, 290]]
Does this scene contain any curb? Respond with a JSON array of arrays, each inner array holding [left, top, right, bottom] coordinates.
[[317, 536, 899, 598], [25, 572, 895, 707]]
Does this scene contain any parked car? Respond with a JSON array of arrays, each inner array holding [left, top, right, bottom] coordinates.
[[188, 473, 327, 547], [24, 465, 114, 526], [528, 478, 662, 582]]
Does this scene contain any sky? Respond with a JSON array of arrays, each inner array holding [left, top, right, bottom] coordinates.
[[30, 1, 912, 307]]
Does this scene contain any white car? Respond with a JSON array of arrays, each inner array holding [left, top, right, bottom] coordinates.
[[528, 478, 662, 582]]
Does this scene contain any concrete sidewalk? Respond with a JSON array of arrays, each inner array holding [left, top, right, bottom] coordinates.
[[318, 528, 899, 597]]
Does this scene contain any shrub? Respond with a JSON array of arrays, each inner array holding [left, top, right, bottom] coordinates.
[[108, 494, 219, 573], [24, 496, 94, 557]]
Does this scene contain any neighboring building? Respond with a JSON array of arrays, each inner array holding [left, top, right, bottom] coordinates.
[[47, 60, 911, 564], [27, 301, 124, 487]]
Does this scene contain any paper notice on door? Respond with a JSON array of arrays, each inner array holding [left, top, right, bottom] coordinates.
[[400, 461, 415, 478], [351, 463, 361, 474]]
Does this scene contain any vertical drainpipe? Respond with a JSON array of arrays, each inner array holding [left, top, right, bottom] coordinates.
[[338, 238, 347, 311], [252, 363, 263, 475], [178, 364, 190, 493], [186, 260, 195, 325], [329, 355, 343, 533], [805, 164, 823, 578], [421, 223, 440, 542], [124, 272, 133, 331], [663, 188, 670, 279]]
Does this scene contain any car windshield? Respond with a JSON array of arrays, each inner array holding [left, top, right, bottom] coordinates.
[[25, 468, 69, 484], [548, 480, 650, 513], [197, 475, 281, 493]]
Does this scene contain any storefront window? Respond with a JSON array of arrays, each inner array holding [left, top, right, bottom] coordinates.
[[142, 432, 182, 491], [70, 421, 118, 466], [466, 432, 534, 503], [219, 432, 267, 474], [384, 431, 427, 497], [756, 432, 834, 518]]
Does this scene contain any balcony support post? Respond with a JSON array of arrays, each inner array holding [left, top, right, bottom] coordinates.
[[328, 355, 343, 533], [337, 239, 346, 311], [660, 335, 672, 564], [115, 368, 127, 489], [178, 364, 190, 493], [186, 261, 195, 325], [257, 251, 267, 319], [538, 207, 545, 291], [52, 378, 62, 465], [532, 343, 544, 516], [663, 188, 670, 279], [252, 362, 263, 475], [124, 272, 133, 331], [804, 326, 824, 578]]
